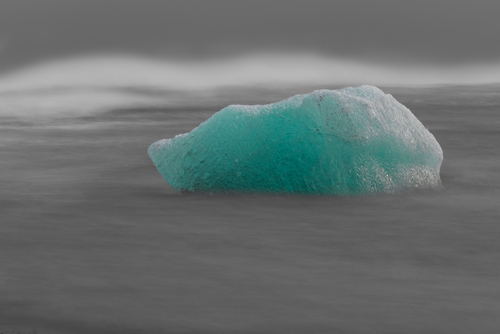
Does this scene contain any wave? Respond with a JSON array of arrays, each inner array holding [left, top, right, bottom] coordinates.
[[0, 53, 499, 118]]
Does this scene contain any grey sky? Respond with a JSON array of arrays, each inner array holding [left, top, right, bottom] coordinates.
[[1, 0, 499, 73]]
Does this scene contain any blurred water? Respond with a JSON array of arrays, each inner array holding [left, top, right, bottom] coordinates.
[[1, 85, 499, 334]]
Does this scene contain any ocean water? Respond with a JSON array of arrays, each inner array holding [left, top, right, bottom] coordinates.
[[1, 84, 499, 334]]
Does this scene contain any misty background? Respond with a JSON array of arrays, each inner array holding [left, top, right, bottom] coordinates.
[[1, 0, 500, 88]]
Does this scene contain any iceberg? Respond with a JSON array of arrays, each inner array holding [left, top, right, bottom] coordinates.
[[148, 85, 443, 195]]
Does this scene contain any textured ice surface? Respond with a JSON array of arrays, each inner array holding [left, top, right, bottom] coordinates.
[[148, 85, 443, 195]]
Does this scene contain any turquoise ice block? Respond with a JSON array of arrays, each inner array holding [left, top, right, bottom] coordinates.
[[148, 85, 443, 195]]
